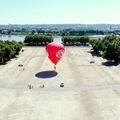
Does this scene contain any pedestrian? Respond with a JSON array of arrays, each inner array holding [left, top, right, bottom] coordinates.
[[28, 84, 33, 89]]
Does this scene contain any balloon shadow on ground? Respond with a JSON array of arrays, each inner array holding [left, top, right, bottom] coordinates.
[[35, 71, 58, 78]]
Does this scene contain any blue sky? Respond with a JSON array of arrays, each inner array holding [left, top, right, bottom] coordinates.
[[0, 0, 120, 24]]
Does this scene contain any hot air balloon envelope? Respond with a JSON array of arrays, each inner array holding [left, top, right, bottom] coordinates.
[[46, 42, 65, 65]]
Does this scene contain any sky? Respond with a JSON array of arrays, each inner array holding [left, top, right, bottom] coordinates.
[[0, 0, 120, 24]]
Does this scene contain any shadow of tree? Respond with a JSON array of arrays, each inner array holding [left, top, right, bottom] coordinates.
[[88, 50, 101, 57], [102, 61, 119, 67]]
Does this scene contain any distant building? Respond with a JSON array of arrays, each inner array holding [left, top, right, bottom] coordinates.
[[2, 30, 9, 34], [34, 32, 38, 35]]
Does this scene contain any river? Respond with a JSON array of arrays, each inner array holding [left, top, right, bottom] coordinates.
[[0, 35, 63, 43], [0, 35, 26, 42], [0, 35, 106, 42]]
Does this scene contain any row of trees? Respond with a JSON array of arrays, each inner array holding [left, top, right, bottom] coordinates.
[[0, 41, 23, 64], [90, 35, 120, 62], [62, 30, 106, 36], [62, 36, 90, 45], [24, 35, 53, 46], [2, 27, 120, 36]]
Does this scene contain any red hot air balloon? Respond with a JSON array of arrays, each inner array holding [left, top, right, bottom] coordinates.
[[46, 42, 65, 68]]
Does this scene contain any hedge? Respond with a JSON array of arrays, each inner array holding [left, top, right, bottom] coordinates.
[[24, 35, 53, 46], [62, 36, 90, 45]]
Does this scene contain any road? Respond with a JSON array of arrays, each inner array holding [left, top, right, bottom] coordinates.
[[0, 46, 120, 120]]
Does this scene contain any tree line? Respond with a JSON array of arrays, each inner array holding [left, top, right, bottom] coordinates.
[[62, 36, 90, 46], [90, 35, 120, 63], [24, 35, 53, 46], [0, 41, 23, 64], [61, 30, 106, 36], [1, 27, 120, 36]]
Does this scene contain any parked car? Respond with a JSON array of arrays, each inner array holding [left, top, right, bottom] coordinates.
[[60, 81, 64, 87], [18, 64, 23, 67]]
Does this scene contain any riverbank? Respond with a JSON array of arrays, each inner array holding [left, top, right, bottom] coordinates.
[[0, 46, 120, 120], [0, 34, 107, 42]]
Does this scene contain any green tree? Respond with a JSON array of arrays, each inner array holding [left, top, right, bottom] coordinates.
[[103, 42, 120, 62], [90, 35, 120, 63]]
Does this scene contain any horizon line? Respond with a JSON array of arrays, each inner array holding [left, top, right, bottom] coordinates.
[[0, 23, 120, 25]]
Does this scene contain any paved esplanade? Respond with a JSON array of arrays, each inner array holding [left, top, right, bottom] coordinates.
[[0, 44, 120, 120]]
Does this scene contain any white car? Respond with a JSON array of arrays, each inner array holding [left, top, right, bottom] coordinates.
[[60, 81, 64, 87]]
